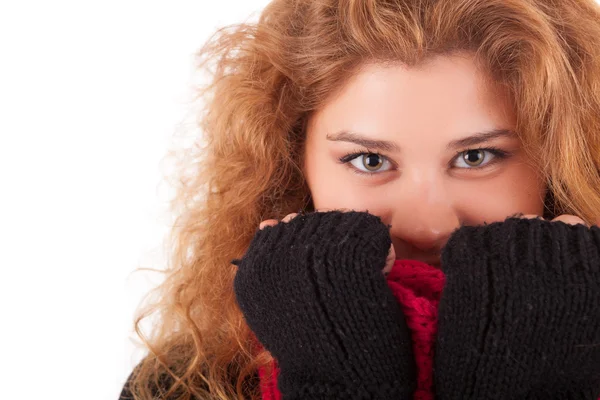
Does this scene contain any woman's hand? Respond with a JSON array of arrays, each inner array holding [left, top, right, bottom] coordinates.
[[259, 212, 397, 275], [434, 216, 600, 399], [519, 213, 590, 226], [234, 211, 416, 399]]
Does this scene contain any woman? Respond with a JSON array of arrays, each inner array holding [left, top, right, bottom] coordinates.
[[120, 0, 600, 399]]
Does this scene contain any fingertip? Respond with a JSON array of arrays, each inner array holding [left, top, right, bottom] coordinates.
[[259, 219, 278, 230], [282, 213, 298, 223], [552, 215, 588, 226]]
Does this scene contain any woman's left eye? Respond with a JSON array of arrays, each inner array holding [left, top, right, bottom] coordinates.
[[340, 153, 393, 174], [452, 149, 504, 168]]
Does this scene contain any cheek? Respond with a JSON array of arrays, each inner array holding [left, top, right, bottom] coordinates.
[[309, 174, 391, 213], [452, 163, 546, 224], [304, 157, 392, 214]]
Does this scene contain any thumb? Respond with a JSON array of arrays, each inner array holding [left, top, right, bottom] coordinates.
[[383, 243, 395, 275]]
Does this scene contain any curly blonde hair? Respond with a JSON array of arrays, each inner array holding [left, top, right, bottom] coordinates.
[[125, 0, 600, 399]]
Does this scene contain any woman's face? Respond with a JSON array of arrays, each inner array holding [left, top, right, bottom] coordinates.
[[303, 55, 546, 266]]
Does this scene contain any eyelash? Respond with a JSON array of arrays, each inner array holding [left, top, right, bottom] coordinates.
[[338, 147, 511, 176]]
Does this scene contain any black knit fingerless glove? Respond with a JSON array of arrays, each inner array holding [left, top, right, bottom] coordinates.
[[434, 218, 600, 400], [233, 211, 416, 399]]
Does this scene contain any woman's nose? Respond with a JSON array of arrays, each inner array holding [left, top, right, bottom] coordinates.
[[390, 174, 460, 252]]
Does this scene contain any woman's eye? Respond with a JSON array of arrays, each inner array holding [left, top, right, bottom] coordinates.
[[453, 149, 496, 168], [348, 153, 392, 173]]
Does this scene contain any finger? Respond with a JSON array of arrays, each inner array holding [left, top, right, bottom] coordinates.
[[259, 219, 279, 230], [383, 244, 395, 276], [551, 214, 588, 226], [282, 213, 298, 223], [518, 214, 545, 221], [314, 207, 355, 213]]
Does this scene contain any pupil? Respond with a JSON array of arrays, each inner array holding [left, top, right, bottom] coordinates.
[[366, 154, 380, 167], [363, 154, 383, 170], [465, 150, 483, 165]]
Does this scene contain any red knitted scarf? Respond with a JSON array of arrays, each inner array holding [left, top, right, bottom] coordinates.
[[258, 259, 446, 400]]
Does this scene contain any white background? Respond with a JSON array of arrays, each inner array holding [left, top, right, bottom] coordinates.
[[0, 1, 269, 399]]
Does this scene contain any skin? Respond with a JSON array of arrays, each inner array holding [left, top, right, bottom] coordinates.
[[260, 54, 586, 271]]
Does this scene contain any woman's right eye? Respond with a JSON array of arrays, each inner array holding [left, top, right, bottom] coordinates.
[[340, 152, 393, 175]]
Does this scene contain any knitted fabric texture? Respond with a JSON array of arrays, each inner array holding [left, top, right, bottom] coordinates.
[[259, 259, 445, 400], [434, 219, 600, 399], [235, 211, 416, 399]]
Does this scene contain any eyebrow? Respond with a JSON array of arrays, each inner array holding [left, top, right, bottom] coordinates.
[[447, 129, 516, 150], [326, 128, 516, 152], [326, 131, 401, 152]]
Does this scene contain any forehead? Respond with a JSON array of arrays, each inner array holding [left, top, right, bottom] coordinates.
[[309, 55, 515, 143]]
